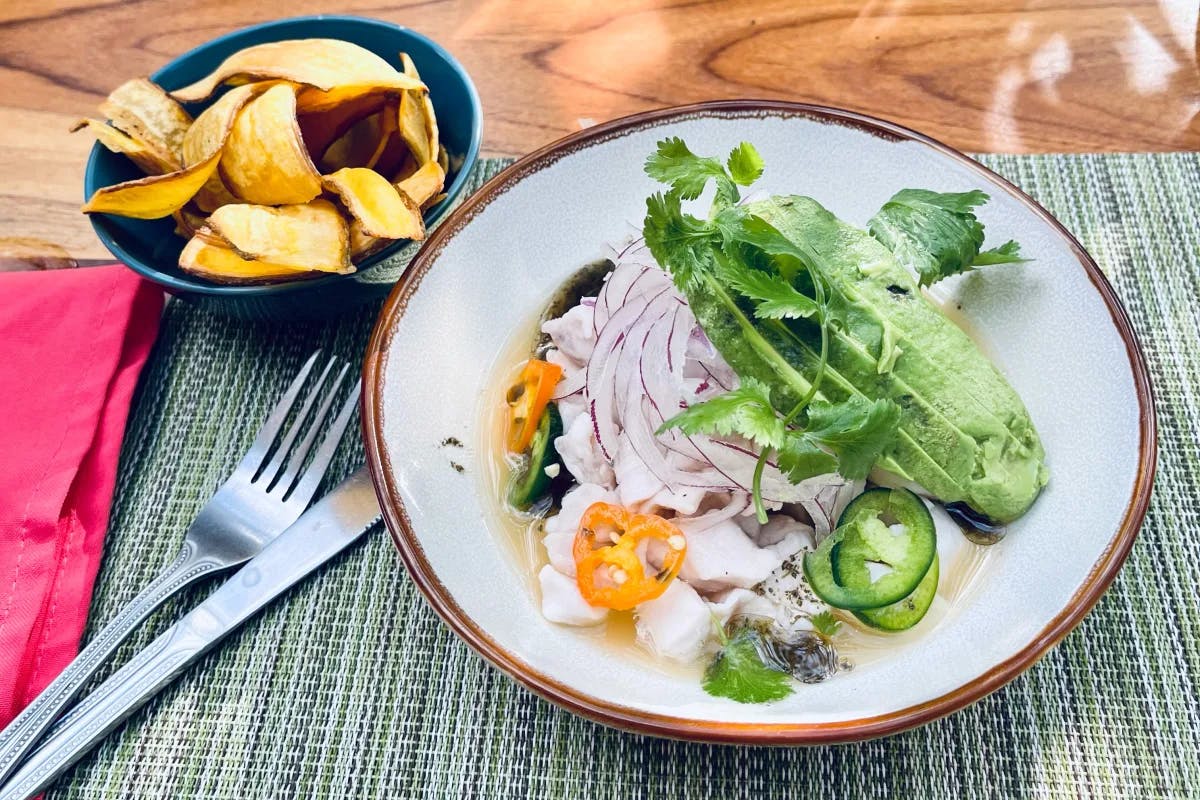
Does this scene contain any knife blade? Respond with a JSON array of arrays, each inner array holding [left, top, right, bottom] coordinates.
[[0, 466, 382, 800]]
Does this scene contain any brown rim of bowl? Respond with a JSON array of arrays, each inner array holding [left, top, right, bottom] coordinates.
[[362, 100, 1158, 745]]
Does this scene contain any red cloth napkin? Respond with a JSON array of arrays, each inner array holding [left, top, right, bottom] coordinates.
[[0, 265, 161, 726]]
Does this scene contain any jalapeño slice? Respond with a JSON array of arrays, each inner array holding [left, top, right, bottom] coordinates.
[[854, 555, 939, 631], [508, 405, 563, 509], [802, 488, 937, 611]]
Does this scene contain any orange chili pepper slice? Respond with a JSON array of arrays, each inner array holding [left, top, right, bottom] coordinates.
[[506, 359, 562, 453], [573, 502, 688, 610]]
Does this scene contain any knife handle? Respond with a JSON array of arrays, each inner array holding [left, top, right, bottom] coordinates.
[[0, 544, 222, 787], [0, 620, 205, 800], [0, 468, 380, 800]]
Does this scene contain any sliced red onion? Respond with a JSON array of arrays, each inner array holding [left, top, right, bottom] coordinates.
[[586, 281, 672, 460], [593, 264, 657, 336], [619, 308, 742, 492], [676, 492, 752, 531]]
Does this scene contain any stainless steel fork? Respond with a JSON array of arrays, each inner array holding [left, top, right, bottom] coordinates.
[[0, 350, 358, 784]]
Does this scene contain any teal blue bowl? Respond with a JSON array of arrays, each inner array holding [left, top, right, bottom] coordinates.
[[83, 15, 482, 321]]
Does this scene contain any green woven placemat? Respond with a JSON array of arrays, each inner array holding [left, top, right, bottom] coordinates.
[[48, 153, 1197, 800]]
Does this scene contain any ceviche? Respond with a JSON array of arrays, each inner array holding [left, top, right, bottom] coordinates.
[[489, 139, 1047, 704]]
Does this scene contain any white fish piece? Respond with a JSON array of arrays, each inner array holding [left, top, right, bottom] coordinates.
[[675, 492, 752, 532], [675, 517, 788, 593], [542, 302, 596, 365], [765, 530, 808, 562], [555, 393, 587, 431], [555, 412, 615, 488], [542, 483, 616, 575], [644, 483, 706, 516], [707, 587, 778, 626], [753, 515, 816, 564], [635, 579, 712, 661], [612, 436, 665, 508], [543, 346, 580, 376], [754, 515, 815, 549], [538, 565, 608, 626], [757, 551, 828, 630], [734, 512, 761, 538]]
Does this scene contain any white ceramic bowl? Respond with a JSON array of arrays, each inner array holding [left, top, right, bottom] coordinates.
[[363, 102, 1155, 743]]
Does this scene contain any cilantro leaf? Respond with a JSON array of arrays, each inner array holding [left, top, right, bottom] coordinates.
[[658, 378, 785, 448], [717, 259, 819, 320], [809, 610, 842, 639], [644, 136, 739, 205], [973, 239, 1027, 265], [702, 628, 794, 704], [643, 191, 720, 291], [776, 435, 837, 483], [726, 142, 764, 186], [867, 188, 1029, 287], [727, 214, 822, 270], [802, 396, 902, 480]]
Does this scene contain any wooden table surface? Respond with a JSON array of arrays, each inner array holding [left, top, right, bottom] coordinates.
[[1, 0, 1197, 262]]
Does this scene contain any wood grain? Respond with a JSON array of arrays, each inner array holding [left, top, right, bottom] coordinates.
[[1, 0, 1197, 260]]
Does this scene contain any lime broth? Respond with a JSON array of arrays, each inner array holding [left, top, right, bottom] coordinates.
[[477, 272, 996, 675]]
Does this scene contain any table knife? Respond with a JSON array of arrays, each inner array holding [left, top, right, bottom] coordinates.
[[0, 466, 382, 800]]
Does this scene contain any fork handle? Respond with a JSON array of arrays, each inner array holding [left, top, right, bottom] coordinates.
[[0, 543, 222, 784]]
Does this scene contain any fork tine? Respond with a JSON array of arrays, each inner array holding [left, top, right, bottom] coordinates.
[[271, 362, 350, 494], [238, 350, 321, 472], [285, 380, 361, 506], [257, 357, 338, 484]]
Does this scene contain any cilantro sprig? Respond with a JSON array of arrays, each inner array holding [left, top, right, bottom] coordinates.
[[645, 137, 762, 207], [646, 138, 901, 521], [808, 610, 843, 639], [702, 626, 794, 704], [661, 378, 785, 449], [867, 188, 1027, 286]]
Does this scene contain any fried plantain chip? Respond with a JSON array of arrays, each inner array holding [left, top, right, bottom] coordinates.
[[294, 84, 404, 115], [217, 83, 323, 205], [192, 173, 241, 213], [71, 118, 177, 174], [205, 199, 352, 273], [396, 53, 435, 166], [98, 79, 192, 170], [83, 84, 263, 219], [437, 143, 450, 174], [348, 219, 394, 262], [179, 233, 318, 284], [183, 83, 274, 211], [373, 136, 414, 180], [363, 107, 399, 170], [171, 39, 424, 104], [172, 205, 208, 238], [179, 83, 263, 166], [399, 53, 439, 163], [322, 167, 424, 241], [298, 91, 388, 159], [397, 91, 431, 166], [318, 104, 397, 173], [395, 160, 445, 208]]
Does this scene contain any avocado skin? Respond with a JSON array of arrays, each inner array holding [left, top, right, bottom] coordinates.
[[743, 196, 1048, 524]]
